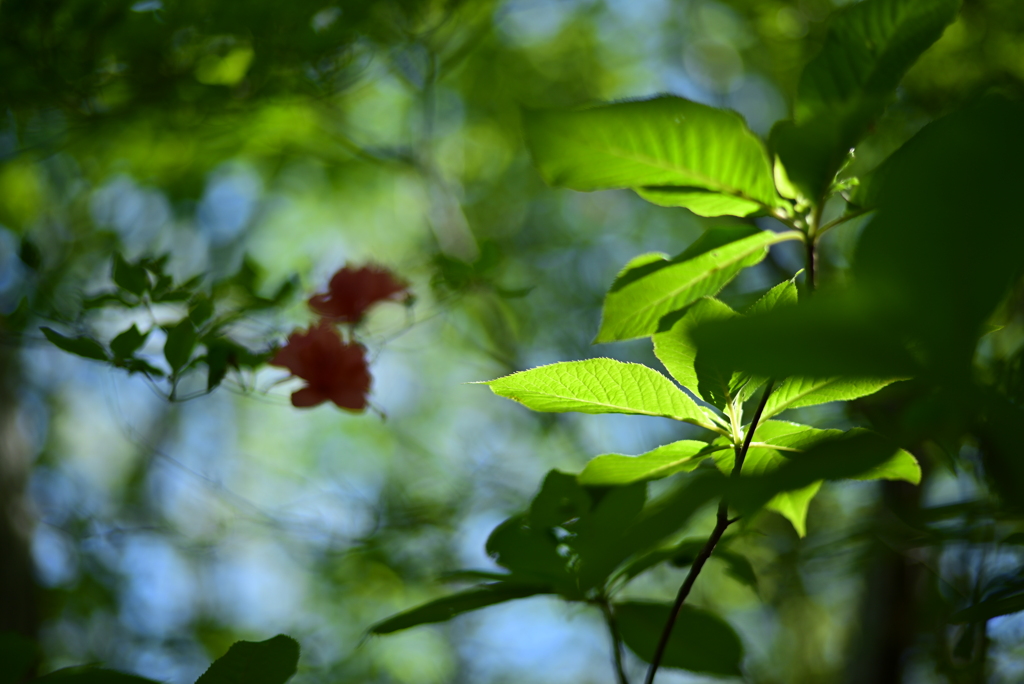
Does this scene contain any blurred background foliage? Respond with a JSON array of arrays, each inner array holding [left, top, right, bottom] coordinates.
[[1, 0, 1023, 683]]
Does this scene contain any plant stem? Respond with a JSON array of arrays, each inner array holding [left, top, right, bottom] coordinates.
[[805, 237, 817, 292], [601, 600, 631, 684], [643, 379, 775, 684]]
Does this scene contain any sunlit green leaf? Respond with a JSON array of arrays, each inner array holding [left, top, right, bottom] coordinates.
[[653, 297, 736, 401], [40, 327, 110, 362], [195, 634, 299, 684], [762, 376, 900, 419], [480, 359, 715, 429], [524, 96, 782, 216], [615, 602, 743, 676], [597, 226, 802, 342], [745, 277, 799, 317], [577, 440, 723, 486], [369, 584, 552, 635]]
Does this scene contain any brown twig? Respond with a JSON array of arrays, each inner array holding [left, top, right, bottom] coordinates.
[[643, 379, 775, 684]]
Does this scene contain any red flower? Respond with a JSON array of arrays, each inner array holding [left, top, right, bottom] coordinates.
[[308, 264, 410, 323], [269, 322, 371, 410]]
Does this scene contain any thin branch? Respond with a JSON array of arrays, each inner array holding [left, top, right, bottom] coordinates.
[[643, 379, 775, 684], [816, 206, 873, 237], [601, 601, 631, 684]]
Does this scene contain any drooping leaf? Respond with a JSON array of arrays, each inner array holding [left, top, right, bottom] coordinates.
[[597, 226, 802, 342], [195, 634, 299, 684], [110, 325, 148, 360], [950, 593, 1024, 624], [762, 376, 900, 419], [577, 440, 724, 486], [112, 253, 150, 296], [369, 584, 552, 634], [480, 359, 715, 429], [615, 602, 743, 676], [40, 328, 110, 362], [163, 319, 198, 373], [524, 96, 782, 216]]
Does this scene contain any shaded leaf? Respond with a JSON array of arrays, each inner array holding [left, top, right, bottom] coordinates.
[[195, 634, 299, 684], [110, 325, 148, 360], [485, 515, 571, 587], [775, 0, 961, 199], [112, 253, 149, 296], [163, 320, 197, 373], [950, 593, 1024, 624], [480, 359, 715, 429], [529, 470, 591, 529], [571, 482, 647, 589], [615, 602, 743, 676], [40, 328, 109, 362], [762, 376, 900, 419], [653, 297, 736, 400], [597, 226, 802, 342], [577, 440, 723, 486], [369, 584, 552, 635], [524, 96, 781, 215]]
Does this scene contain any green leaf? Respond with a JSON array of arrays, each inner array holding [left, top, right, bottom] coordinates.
[[615, 602, 743, 676], [0, 631, 36, 684], [164, 320, 197, 373], [369, 584, 552, 634], [40, 328, 110, 362], [796, 0, 961, 123], [189, 296, 215, 327], [529, 470, 591, 529], [765, 481, 822, 537], [34, 667, 158, 684], [774, 0, 961, 200], [112, 253, 150, 296], [597, 226, 802, 342], [762, 376, 900, 419], [571, 482, 648, 589], [653, 297, 736, 399], [745, 277, 799, 317], [195, 634, 299, 684], [577, 440, 723, 486], [634, 186, 762, 218], [110, 325, 148, 360], [480, 358, 715, 429], [691, 292, 919, 379], [485, 515, 571, 586], [579, 472, 727, 587], [524, 96, 782, 216], [729, 431, 901, 515]]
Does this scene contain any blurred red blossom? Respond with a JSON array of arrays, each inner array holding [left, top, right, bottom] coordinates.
[[269, 322, 371, 410], [308, 264, 410, 323]]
